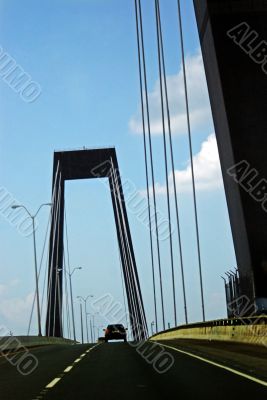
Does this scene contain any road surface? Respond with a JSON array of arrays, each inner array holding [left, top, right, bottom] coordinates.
[[0, 341, 266, 399]]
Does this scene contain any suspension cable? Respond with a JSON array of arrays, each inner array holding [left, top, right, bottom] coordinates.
[[112, 166, 142, 339], [110, 165, 140, 339], [64, 206, 72, 277], [27, 208, 52, 335], [118, 242, 129, 329], [111, 162, 148, 337], [155, 0, 177, 326], [27, 164, 59, 335], [46, 161, 61, 335], [137, 0, 165, 330], [63, 249, 71, 339], [156, 0, 188, 324], [40, 240, 50, 317], [110, 160, 148, 339], [64, 206, 72, 338], [117, 174, 148, 338], [53, 173, 62, 336], [40, 204, 54, 318], [134, 0, 158, 334], [57, 264, 63, 336], [177, 0, 205, 321]]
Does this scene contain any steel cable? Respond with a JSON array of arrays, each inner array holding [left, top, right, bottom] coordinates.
[[156, 0, 188, 324], [177, 0, 205, 321], [155, 0, 177, 327], [111, 161, 148, 339], [134, 0, 158, 334], [137, 0, 166, 330]]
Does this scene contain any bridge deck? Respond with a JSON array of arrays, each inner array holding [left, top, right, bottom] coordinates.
[[0, 342, 266, 399]]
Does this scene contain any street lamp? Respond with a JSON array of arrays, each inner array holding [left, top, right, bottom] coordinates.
[[95, 325, 103, 340], [56, 268, 64, 336], [66, 267, 82, 342], [87, 313, 93, 343], [88, 312, 99, 343], [77, 295, 94, 343], [151, 321, 155, 336], [12, 202, 52, 337], [78, 299, 84, 344]]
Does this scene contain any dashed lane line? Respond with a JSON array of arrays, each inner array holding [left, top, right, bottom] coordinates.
[[63, 366, 73, 373], [46, 378, 61, 389], [32, 343, 100, 400]]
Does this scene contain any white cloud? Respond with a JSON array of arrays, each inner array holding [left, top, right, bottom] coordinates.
[[145, 133, 223, 195], [0, 292, 34, 324], [0, 280, 33, 325], [129, 50, 212, 135], [0, 284, 7, 296], [0, 279, 19, 296]]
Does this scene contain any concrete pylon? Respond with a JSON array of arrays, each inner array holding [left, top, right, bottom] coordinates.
[[45, 148, 147, 339], [194, 1, 267, 314]]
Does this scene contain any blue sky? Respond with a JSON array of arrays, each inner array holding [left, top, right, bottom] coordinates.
[[0, 0, 236, 340]]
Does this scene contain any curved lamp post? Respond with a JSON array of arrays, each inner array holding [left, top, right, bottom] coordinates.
[[77, 295, 94, 343], [66, 267, 82, 342], [12, 203, 52, 336]]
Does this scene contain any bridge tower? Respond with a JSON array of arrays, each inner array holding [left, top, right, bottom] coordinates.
[[45, 148, 147, 339], [194, 0, 267, 314]]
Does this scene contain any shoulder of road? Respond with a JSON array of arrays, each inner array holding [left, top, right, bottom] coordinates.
[[154, 339, 267, 382]]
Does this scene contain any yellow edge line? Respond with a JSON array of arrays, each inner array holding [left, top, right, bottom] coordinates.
[[154, 341, 267, 388]]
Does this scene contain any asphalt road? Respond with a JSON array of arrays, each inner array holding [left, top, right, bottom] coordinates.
[[0, 341, 266, 399]]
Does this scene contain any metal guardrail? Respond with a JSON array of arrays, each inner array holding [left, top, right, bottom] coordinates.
[[151, 316, 267, 338]]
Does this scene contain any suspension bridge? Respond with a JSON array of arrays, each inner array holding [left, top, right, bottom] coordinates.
[[1, 0, 267, 399]]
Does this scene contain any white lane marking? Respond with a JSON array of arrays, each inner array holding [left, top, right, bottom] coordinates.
[[34, 343, 101, 398], [156, 341, 267, 388], [64, 366, 73, 372], [46, 378, 61, 388]]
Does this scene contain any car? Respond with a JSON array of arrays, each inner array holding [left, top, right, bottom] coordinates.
[[104, 324, 127, 343]]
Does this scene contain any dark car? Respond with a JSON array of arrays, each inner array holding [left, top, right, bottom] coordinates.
[[104, 324, 127, 342]]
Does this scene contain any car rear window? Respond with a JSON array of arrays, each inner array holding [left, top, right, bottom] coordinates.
[[107, 324, 125, 331]]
